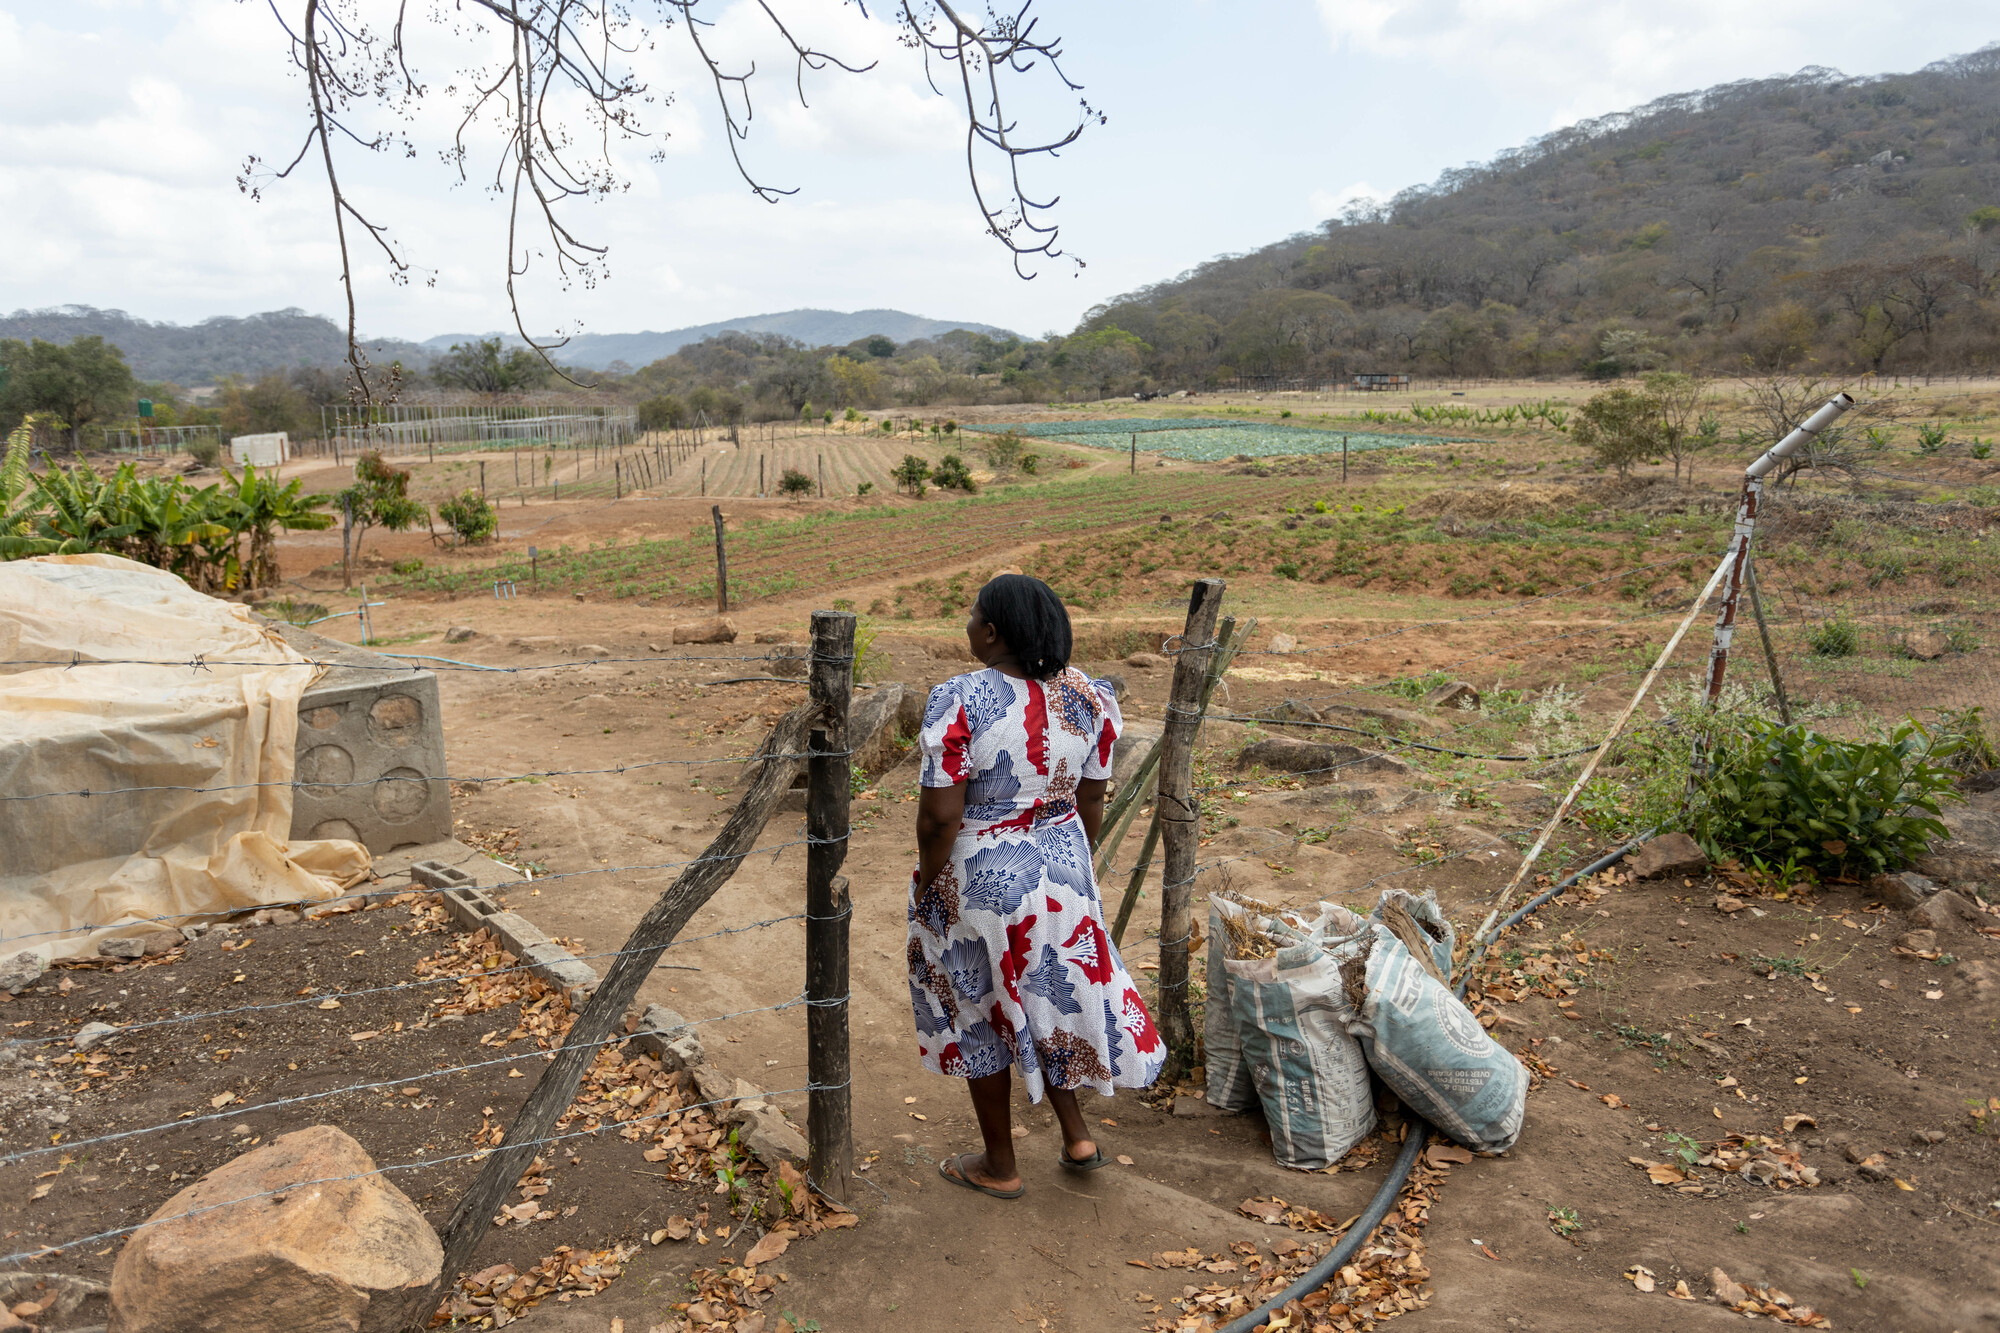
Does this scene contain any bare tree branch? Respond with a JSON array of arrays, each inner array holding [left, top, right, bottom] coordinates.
[[249, 0, 1095, 405]]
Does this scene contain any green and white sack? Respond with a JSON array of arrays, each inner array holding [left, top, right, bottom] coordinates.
[[1223, 905, 1376, 1169], [1330, 924, 1526, 1153], [1370, 888, 1455, 981], [1202, 894, 1260, 1113]]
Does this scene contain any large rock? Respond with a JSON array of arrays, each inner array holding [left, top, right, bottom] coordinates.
[[628, 1003, 705, 1073], [1915, 807, 2000, 889], [1423, 680, 1481, 711], [1901, 629, 1949, 661], [0, 951, 43, 994], [109, 1125, 442, 1333], [765, 644, 809, 679], [1868, 870, 1937, 910], [1234, 737, 1411, 781], [1125, 652, 1169, 669], [1291, 700, 1448, 737], [1908, 890, 1984, 932], [849, 683, 908, 773], [1112, 721, 1164, 804], [672, 618, 738, 645], [1629, 832, 1709, 880]]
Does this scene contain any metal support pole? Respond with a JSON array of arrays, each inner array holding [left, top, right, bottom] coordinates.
[[805, 610, 854, 1201], [1746, 562, 1792, 725], [1704, 394, 1854, 706]]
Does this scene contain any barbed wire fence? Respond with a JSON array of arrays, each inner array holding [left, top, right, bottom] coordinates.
[[0, 618, 863, 1325]]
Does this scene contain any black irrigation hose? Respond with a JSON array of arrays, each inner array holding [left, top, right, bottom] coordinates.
[[1212, 712, 1605, 763], [1215, 831, 1650, 1333]]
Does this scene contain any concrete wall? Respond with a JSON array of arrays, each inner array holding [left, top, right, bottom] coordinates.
[[275, 623, 452, 854]]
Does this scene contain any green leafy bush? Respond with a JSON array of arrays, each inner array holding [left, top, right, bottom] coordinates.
[[436, 489, 498, 544], [187, 436, 222, 468], [1020, 452, 1041, 475], [1691, 718, 1961, 877], [778, 468, 814, 498], [1809, 617, 1859, 657], [932, 454, 976, 492], [891, 455, 931, 496]]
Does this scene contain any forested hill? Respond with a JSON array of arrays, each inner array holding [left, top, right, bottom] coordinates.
[[1081, 45, 2000, 383], [0, 307, 431, 386]]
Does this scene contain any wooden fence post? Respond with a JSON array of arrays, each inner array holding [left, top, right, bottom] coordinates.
[[1153, 578, 1226, 1067], [395, 706, 816, 1331], [711, 505, 729, 614], [805, 610, 854, 1200]]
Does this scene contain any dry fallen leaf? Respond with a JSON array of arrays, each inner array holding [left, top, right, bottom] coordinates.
[[1426, 1144, 1475, 1166], [666, 1215, 692, 1241], [318, 999, 341, 1010], [1600, 1094, 1625, 1109], [1116, 1154, 1135, 1166], [1625, 1265, 1656, 1293], [1127, 1259, 1154, 1269], [1894, 1178, 1915, 1192], [30, 1182, 52, 1201], [210, 1091, 236, 1109], [1878, 979, 1897, 990], [1669, 1280, 1695, 1301], [909, 1112, 927, 1122], [744, 1232, 790, 1266]]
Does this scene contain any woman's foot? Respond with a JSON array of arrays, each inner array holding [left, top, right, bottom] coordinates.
[[1059, 1137, 1098, 1165], [939, 1152, 1025, 1199]]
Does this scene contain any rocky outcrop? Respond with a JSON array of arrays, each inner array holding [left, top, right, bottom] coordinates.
[[1234, 737, 1413, 781]]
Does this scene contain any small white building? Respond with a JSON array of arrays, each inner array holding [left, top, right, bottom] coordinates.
[[230, 432, 290, 467]]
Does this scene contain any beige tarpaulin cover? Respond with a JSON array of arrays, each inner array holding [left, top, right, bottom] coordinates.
[[0, 555, 370, 962]]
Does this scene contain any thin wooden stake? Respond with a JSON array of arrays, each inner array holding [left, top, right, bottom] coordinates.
[[1746, 561, 1791, 726], [711, 505, 729, 613], [805, 611, 854, 1200]]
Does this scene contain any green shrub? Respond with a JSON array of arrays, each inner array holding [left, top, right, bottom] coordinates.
[[845, 407, 861, 422], [855, 481, 875, 497], [1020, 453, 1041, 475], [778, 468, 814, 498], [1917, 422, 1949, 455], [437, 489, 498, 544], [932, 454, 976, 492], [1809, 617, 1859, 657], [187, 436, 221, 468], [879, 418, 895, 433], [891, 455, 931, 497], [391, 556, 424, 575], [1692, 718, 1960, 877]]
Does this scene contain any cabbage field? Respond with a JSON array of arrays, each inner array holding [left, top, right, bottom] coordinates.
[[962, 417, 1456, 461]]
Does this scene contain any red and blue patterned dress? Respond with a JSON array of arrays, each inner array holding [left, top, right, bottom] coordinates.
[[908, 666, 1165, 1100]]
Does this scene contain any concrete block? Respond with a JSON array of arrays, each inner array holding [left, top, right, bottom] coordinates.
[[476, 909, 597, 1004], [275, 623, 451, 855], [628, 1003, 706, 1072]]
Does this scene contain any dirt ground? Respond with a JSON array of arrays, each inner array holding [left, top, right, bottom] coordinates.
[[10, 423, 2000, 1332]]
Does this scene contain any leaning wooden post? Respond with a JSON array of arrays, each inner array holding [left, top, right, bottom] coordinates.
[[1746, 561, 1792, 726], [711, 505, 729, 613], [1153, 578, 1226, 1065], [395, 706, 815, 1331], [805, 610, 855, 1201]]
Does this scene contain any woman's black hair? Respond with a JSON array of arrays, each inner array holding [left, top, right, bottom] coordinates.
[[976, 574, 1072, 680]]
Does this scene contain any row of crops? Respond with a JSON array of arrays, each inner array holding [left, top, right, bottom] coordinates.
[[962, 418, 1456, 461]]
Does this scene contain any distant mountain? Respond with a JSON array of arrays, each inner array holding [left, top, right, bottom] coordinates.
[[419, 308, 1016, 369], [0, 306, 429, 386]]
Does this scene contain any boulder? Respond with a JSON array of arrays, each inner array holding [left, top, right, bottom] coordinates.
[[1234, 737, 1411, 781], [752, 630, 793, 644], [1314, 702, 1448, 737], [97, 937, 146, 960], [672, 618, 738, 645], [765, 644, 809, 679], [849, 683, 908, 773], [1268, 632, 1298, 655], [1443, 824, 1518, 866], [1125, 652, 1169, 669], [1908, 890, 1983, 932], [734, 1105, 809, 1172], [575, 643, 613, 658], [1422, 680, 1481, 711], [1914, 807, 2000, 888], [109, 1125, 442, 1333], [1629, 832, 1710, 880], [140, 929, 185, 956], [1112, 721, 1164, 805], [1868, 870, 1937, 910], [443, 626, 476, 644], [1901, 629, 1949, 661], [0, 951, 44, 994], [1894, 929, 1937, 953], [927, 640, 974, 662], [895, 687, 925, 738]]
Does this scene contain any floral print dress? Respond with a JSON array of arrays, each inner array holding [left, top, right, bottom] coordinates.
[[908, 666, 1165, 1101]]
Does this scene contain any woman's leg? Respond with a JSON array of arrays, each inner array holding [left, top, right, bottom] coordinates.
[[956, 1068, 1023, 1189], [1045, 1086, 1097, 1163]]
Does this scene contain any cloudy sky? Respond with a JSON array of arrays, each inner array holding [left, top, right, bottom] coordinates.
[[1, 1, 1992, 342]]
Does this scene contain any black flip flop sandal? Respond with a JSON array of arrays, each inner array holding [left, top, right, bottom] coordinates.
[[1058, 1146, 1108, 1173], [939, 1153, 1026, 1199]]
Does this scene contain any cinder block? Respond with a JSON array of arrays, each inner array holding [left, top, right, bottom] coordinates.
[[275, 623, 451, 855], [628, 1002, 705, 1071], [482, 910, 598, 1005]]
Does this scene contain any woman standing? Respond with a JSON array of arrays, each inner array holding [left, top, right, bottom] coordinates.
[[909, 574, 1165, 1199]]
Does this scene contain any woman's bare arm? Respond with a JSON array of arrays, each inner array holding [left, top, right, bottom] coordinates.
[[1077, 777, 1108, 850], [916, 782, 967, 888]]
